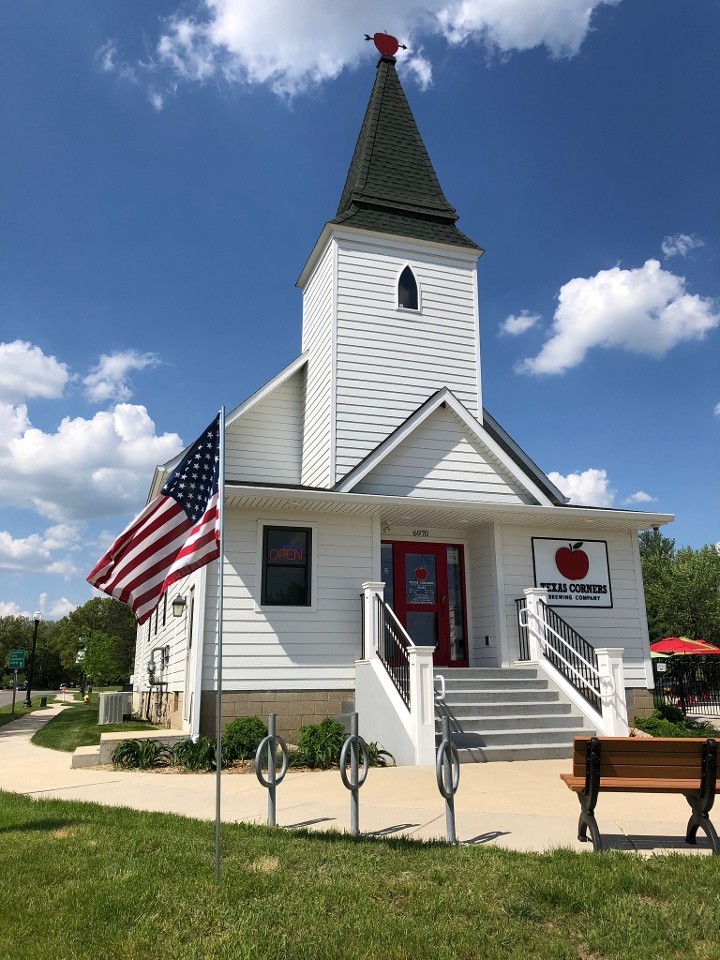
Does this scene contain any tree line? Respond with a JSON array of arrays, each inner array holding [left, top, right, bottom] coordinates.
[[1, 598, 136, 690]]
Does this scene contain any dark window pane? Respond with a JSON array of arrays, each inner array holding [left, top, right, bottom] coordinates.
[[405, 553, 436, 605], [398, 266, 418, 310], [407, 611, 438, 648], [381, 542, 394, 607], [262, 526, 311, 605]]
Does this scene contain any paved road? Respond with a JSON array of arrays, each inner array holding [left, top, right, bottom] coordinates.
[[0, 688, 56, 709]]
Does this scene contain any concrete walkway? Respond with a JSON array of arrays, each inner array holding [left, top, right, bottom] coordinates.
[[0, 702, 715, 856]]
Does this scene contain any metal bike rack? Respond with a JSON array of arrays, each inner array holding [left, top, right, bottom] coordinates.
[[339, 713, 369, 836], [255, 713, 289, 827], [436, 715, 460, 844]]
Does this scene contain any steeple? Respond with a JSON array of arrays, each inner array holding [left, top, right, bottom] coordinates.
[[332, 43, 481, 252]]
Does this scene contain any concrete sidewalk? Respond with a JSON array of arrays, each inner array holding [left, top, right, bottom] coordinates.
[[0, 702, 714, 856]]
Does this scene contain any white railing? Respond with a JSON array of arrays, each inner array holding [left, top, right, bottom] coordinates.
[[521, 587, 628, 736], [355, 582, 436, 765]]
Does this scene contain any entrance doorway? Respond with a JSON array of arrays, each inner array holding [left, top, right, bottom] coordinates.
[[381, 541, 469, 667]]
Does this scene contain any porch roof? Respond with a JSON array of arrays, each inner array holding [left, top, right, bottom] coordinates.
[[223, 481, 673, 532]]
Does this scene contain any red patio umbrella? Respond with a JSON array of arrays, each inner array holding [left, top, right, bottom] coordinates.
[[650, 636, 720, 655]]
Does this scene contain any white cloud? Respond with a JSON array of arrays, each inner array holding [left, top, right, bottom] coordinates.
[[0, 601, 23, 616], [499, 310, 540, 336], [48, 597, 77, 618], [0, 403, 183, 522], [102, 0, 619, 100], [661, 232, 704, 259], [622, 491, 657, 505], [0, 341, 70, 403], [547, 468, 615, 507], [714, 403, 720, 419], [83, 350, 161, 404], [0, 526, 80, 576], [519, 260, 720, 375]]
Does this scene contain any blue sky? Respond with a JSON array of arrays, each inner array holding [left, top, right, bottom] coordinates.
[[1, 0, 718, 620]]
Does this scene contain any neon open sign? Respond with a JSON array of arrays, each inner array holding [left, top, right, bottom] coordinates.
[[268, 546, 306, 562]]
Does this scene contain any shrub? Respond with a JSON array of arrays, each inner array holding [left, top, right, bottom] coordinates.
[[366, 741, 395, 768], [291, 717, 347, 769], [222, 716, 268, 763], [170, 737, 216, 771], [111, 738, 169, 769], [633, 710, 720, 739]]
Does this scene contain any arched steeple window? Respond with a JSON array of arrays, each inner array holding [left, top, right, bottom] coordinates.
[[397, 266, 419, 311]]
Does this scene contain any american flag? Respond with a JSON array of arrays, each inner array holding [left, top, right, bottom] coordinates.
[[87, 415, 221, 624]]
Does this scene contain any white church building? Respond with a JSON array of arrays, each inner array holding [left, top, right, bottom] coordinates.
[[132, 40, 671, 764]]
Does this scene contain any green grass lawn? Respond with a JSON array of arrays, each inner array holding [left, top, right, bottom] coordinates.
[[30, 700, 155, 752], [0, 790, 718, 960]]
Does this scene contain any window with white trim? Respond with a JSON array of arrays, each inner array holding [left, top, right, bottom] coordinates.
[[398, 266, 419, 310], [261, 526, 312, 606]]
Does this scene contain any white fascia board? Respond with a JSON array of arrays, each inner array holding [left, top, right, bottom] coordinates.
[[224, 481, 674, 530], [335, 388, 554, 506], [296, 223, 482, 289], [148, 353, 308, 495], [225, 353, 307, 428]]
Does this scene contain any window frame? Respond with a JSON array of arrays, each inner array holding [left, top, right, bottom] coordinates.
[[258, 523, 315, 610], [396, 264, 421, 312]]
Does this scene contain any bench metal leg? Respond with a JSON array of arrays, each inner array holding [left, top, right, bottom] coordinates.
[[685, 796, 720, 855], [577, 795, 603, 852], [684, 739, 719, 855], [577, 737, 603, 852]]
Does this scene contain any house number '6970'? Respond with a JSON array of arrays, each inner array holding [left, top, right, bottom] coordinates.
[[413, 529, 429, 537]]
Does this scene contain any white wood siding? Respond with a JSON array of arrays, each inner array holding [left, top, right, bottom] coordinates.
[[132, 570, 201, 693], [334, 237, 481, 482], [467, 524, 499, 666], [225, 371, 304, 485], [354, 407, 535, 503], [498, 524, 650, 685], [201, 508, 373, 690], [301, 242, 334, 486]]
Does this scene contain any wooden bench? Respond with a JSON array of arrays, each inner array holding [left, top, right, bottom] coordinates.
[[560, 736, 719, 854]]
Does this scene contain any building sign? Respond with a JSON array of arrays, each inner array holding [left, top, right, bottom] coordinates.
[[405, 555, 437, 605], [531, 538, 612, 608]]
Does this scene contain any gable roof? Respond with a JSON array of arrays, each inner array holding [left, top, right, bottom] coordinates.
[[334, 388, 556, 506], [330, 54, 482, 252]]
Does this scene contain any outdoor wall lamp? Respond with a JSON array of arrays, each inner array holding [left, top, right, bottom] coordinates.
[[172, 595, 187, 617]]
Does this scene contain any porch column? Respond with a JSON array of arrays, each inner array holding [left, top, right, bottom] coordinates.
[[595, 647, 629, 736], [408, 644, 436, 766], [522, 587, 549, 662], [361, 582, 385, 660]]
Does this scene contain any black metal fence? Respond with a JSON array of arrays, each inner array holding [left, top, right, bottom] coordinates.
[[653, 657, 720, 717], [516, 597, 530, 660]]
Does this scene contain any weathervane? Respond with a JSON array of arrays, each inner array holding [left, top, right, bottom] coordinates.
[[364, 32, 407, 58]]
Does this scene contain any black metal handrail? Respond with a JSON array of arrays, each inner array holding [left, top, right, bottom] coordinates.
[[516, 597, 530, 660], [375, 594, 411, 709], [538, 600, 601, 713]]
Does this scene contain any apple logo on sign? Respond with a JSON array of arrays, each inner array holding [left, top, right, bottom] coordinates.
[[414, 567, 428, 581], [555, 543, 590, 581]]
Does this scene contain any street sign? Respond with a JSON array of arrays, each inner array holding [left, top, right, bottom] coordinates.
[[7, 649, 25, 670]]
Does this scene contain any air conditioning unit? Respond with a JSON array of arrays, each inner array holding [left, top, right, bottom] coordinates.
[[98, 692, 131, 725]]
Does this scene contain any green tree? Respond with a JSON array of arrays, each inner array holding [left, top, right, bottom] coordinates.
[[639, 532, 720, 645], [54, 598, 137, 682], [82, 629, 124, 689]]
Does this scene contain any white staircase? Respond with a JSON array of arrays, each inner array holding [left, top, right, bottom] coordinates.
[[435, 666, 594, 762]]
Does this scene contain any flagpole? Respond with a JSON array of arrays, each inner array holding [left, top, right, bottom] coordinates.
[[214, 406, 226, 884]]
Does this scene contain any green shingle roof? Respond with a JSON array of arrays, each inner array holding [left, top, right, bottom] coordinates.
[[331, 55, 482, 251]]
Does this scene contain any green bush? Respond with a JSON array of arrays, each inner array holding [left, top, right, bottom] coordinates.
[[291, 717, 347, 769], [170, 737, 216, 771], [221, 716, 268, 763], [633, 710, 720, 739]]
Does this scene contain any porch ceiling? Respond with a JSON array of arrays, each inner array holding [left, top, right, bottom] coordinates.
[[224, 483, 673, 532]]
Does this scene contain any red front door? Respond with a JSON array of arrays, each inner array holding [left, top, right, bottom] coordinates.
[[381, 541, 469, 667]]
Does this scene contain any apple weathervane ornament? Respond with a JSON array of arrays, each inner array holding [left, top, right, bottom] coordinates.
[[364, 32, 408, 58], [554, 543, 590, 581]]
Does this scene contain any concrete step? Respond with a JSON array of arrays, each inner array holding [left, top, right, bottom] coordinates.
[[442, 677, 551, 691], [455, 742, 580, 763], [439, 726, 587, 749], [435, 667, 539, 680], [437, 713, 582, 732], [443, 689, 560, 704], [441, 700, 572, 718]]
